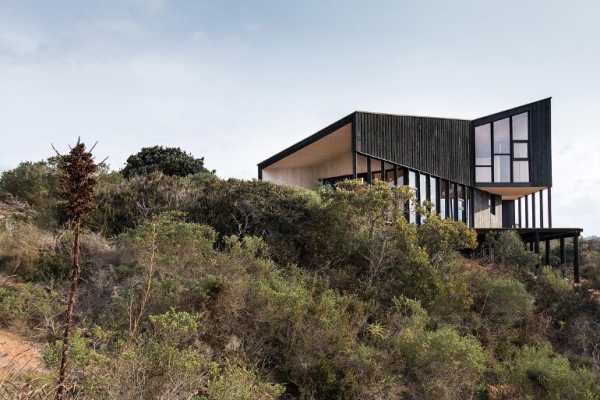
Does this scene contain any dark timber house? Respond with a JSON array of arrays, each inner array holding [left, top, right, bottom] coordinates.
[[258, 98, 583, 281]]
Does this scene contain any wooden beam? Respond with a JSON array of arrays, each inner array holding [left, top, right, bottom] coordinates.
[[366, 156, 372, 184]]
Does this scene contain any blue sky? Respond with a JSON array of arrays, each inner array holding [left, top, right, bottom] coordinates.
[[1, 0, 599, 235]]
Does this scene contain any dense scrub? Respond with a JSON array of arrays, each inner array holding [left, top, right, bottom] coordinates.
[[1, 160, 600, 399]]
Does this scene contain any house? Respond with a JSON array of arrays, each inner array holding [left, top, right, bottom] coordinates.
[[258, 98, 583, 281]]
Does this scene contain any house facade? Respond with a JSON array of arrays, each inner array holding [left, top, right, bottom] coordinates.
[[258, 98, 583, 280]]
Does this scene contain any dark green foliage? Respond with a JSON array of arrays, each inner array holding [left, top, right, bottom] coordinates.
[[2, 166, 600, 399], [122, 146, 212, 178]]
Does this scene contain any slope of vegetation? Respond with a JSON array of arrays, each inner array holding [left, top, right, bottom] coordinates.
[[1, 154, 599, 399]]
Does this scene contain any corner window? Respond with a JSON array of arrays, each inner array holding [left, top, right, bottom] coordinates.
[[474, 112, 530, 184]]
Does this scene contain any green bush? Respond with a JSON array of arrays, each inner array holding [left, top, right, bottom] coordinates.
[[388, 296, 488, 400], [122, 146, 212, 178], [484, 230, 538, 269], [0, 282, 62, 335], [205, 361, 284, 400], [498, 343, 600, 400], [474, 275, 533, 327]]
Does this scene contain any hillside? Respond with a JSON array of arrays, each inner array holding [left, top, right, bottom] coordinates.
[[1, 158, 600, 400]]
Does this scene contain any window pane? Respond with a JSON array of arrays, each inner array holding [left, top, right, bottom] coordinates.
[[494, 155, 510, 182], [512, 112, 528, 140], [384, 163, 395, 186], [475, 166, 492, 182], [430, 177, 437, 214], [513, 161, 529, 182], [440, 180, 448, 219], [419, 174, 427, 223], [514, 142, 528, 158], [397, 167, 406, 186], [493, 118, 510, 153], [475, 124, 491, 165], [466, 188, 471, 226], [457, 185, 465, 222], [409, 171, 417, 223]]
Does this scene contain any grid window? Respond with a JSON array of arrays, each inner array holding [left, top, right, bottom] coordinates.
[[475, 124, 492, 165], [494, 155, 511, 182], [512, 112, 529, 140], [474, 112, 530, 184], [514, 142, 528, 158], [513, 161, 530, 182]]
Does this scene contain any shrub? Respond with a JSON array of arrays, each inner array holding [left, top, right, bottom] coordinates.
[[498, 343, 600, 399], [0, 161, 58, 210], [0, 283, 62, 336], [122, 146, 212, 178], [205, 361, 284, 400], [389, 296, 488, 400], [474, 275, 533, 327], [484, 230, 538, 269]]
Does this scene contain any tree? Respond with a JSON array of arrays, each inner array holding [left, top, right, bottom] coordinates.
[[0, 161, 57, 208], [53, 140, 98, 400], [122, 146, 212, 178]]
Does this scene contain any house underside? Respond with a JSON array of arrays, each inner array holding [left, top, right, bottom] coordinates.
[[258, 99, 583, 281]]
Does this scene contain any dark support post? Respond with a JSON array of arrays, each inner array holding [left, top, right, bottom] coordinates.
[[559, 238, 565, 264], [415, 171, 421, 225], [544, 240, 550, 265], [574, 235, 580, 284], [380, 159, 385, 182], [393, 165, 398, 186], [258, 166, 263, 180], [453, 183, 459, 221], [435, 178, 441, 215], [352, 152, 357, 179], [525, 195, 529, 228], [539, 190, 544, 228], [366, 156, 372, 184], [518, 197, 522, 227], [532, 192, 537, 228], [404, 169, 410, 220], [426, 175, 431, 202], [462, 185, 467, 224], [534, 232, 541, 271], [548, 187, 552, 228]]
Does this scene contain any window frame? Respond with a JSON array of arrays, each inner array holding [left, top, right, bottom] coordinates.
[[474, 112, 531, 184]]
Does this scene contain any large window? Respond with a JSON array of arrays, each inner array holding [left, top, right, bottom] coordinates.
[[474, 112, 530, 184], [440, 180, 448, 219], [409, 171, 417, 224]]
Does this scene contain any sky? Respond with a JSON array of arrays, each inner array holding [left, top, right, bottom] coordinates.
[[0, 0, 599, 235]]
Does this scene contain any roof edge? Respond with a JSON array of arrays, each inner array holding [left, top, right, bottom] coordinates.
[[257, 112, 355, 169], [472, 97, 552, 124]]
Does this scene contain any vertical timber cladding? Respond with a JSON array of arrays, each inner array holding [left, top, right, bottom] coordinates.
[[470, 98, 552, 187], [354, 112, 472, 186]]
